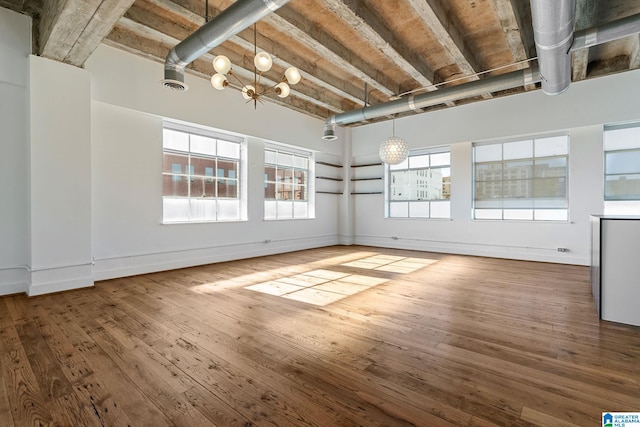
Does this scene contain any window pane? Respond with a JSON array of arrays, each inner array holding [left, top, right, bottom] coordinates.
[[430, 152, 450, 167], [503, 140, 532, 160], [475, 144, 502, 162], [502, 179, 533, 199], [503, 159, 533, 180], [604, 126, 640, 151], [188, 176, 215, 198], [190, 134, 216, 156], [534, 209, 568, 221], [389, 202, 409, 217], [535, 156, 567, 178], [163, 174, 189, 197], [163, 152, 188, 174], [163, 198, 190, 222], [475, 181, 502, 202], [606, 150, 640, 175], [430, 201, 450, 218], [265, 165, 276, 182], [293, 155, 308, 169], [389, 158, 408, 170], [217, 199, 240, 220], [534, 177, 567, 198], [217, 140, 240, 159], [163, 129, 189, 151], [277, 152, 293, 167], [605, 174, 640, 200], [293, 201, 308, 218], [217, 159, 238, 179], [409, 155, 429, 169], [217, 179, 237, 198], [475, 209, 502, 219], [409, 170, 430, 200], [265, 200, 277, 219], [191, 155, 216, 177], [408, 201, 429, 217], [475, 162, 502, 181], [535, 136, 568, 156], [294, 185, 307, 201], [390, 171, 410, 200], [294, 169, 307, 186], [265, 149, 277, 165], [277, 201, 293, 218], [503, 209, 533, 220], [189, 198, 217, 221], [265, 182, 276, 199]]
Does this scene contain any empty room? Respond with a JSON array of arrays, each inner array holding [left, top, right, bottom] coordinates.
[[1, 0, 640, 425]]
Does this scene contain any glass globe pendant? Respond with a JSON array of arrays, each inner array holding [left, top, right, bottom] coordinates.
[[379, 119, 409, 165]]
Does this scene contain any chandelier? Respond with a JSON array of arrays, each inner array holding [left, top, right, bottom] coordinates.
[[379, 119, 409, 165], [210, 24, 301, 108]]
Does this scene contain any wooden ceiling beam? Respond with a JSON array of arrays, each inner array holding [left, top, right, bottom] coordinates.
[[572, 0, 597, 82], [405, 0, 492, 99], [39, 0, 135, 66], [112, 17, 345, 116], [320, 0, 438, 90], [271, 6, 398, 97], [141, 0, 368, 107]]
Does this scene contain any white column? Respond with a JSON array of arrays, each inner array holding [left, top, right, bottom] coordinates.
[[29, 55, 93, 295]]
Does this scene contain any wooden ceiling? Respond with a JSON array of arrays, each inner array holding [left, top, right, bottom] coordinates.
[[4, 0, 640, 123]]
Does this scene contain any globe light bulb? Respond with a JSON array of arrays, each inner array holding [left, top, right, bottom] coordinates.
[[275, 82, 290, 98], [284, 67, 301, 85], [212, 55, 231, 74], [254, 52, 273, 72], [210, 73, 228, 90]]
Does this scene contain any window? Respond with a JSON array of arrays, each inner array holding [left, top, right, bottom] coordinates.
[[264, 147, 313, 219], [163, 122, 245, 223], [473, 135, 569, 221], [604, 123, 640, 214], [387, 149, 451, 219]]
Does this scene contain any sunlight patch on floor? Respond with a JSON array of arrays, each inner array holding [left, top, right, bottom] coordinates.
[[341, 255, 439, 273], [244, 271, 388, 306]]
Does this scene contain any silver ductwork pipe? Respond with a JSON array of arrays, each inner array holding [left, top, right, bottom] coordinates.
[[162, 0, 290, 91], [572, 12, 640, 51], [530, 0, 576, 96], [321, 67, 541, 139]]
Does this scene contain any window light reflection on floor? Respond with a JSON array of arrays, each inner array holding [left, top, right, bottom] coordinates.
[[245, 270, 388, 306], [244, 255, 439, 306]]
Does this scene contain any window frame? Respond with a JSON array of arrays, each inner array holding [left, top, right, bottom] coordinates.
[[162, 120, 247, 224], [264, 144, 315, 220], [472, 134, 570, 222], [385, 147, 451, 219], [604, 122, 640, 203]]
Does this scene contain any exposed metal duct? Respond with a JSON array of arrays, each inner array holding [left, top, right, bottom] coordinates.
[[321, 67, 541, 140], [530, 0, 576, 96], [162, 0, 291, 91], [572, 12, 640, 52]]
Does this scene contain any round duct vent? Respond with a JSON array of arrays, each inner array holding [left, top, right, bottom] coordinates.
[[162, 79, 189, 92]]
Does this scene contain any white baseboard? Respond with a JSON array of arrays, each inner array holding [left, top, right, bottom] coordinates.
[[0, 268, 28, 296], [28, 264, 94, 296], [353, 236, 588, 265], [93, 235, 340, 281]]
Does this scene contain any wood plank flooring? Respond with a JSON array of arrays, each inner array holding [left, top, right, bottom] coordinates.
[[1, 245, 639, 426]]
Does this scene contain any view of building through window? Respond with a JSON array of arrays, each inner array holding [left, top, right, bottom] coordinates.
[[473, 135, 569, 221], [387, 150, 451, 219], [264, 147, 313, 219], [162, 123, 243, 222]]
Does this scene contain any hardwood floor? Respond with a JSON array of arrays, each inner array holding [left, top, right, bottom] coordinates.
[[1, 246, 639, 426]]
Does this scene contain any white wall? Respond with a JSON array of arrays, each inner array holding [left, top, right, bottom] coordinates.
[[29, 55, 93, 295], [0, 8, 30, 295], [351, 69, 640, 264], [87, 45, 343, 280]]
